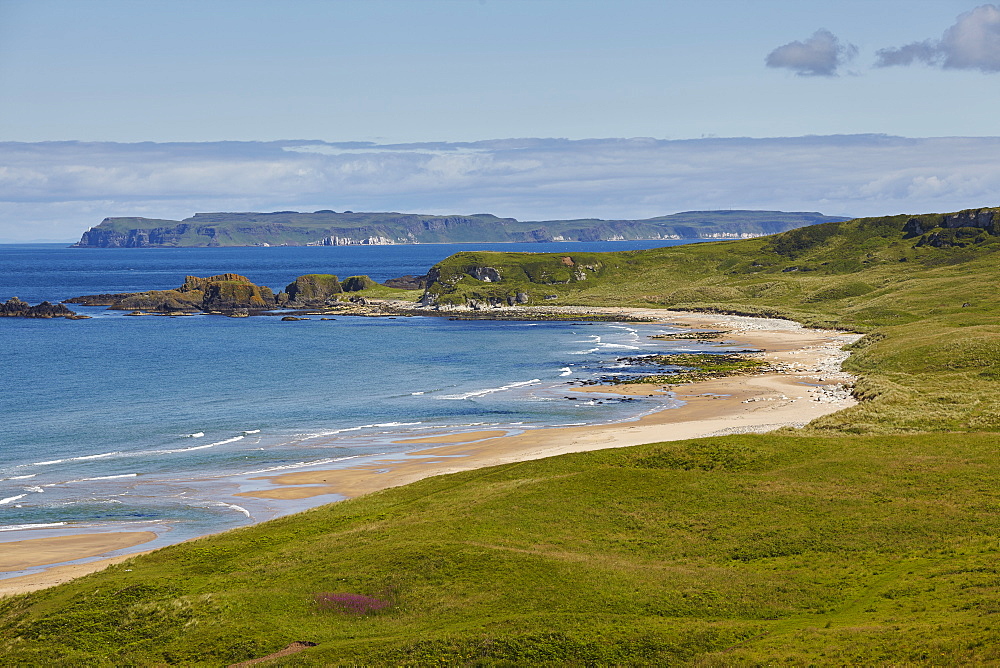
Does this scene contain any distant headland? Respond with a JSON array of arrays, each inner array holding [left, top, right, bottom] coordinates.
[[71, 210, 849, 248]]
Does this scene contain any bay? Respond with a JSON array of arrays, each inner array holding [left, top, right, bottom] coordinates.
[[0, 240, 722, 563]]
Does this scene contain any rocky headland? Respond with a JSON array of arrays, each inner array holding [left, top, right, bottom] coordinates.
[[71, 210, 848, 248]]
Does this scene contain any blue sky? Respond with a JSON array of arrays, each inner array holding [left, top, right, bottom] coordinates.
[[2, 0, 999, 240]]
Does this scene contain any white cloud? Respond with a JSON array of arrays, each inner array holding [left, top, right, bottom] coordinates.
[[876, 4, 1000, 72], [765, 29, 857, 76], [3, 136, 1000, 241]]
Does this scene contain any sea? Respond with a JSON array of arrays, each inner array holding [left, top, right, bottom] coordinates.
[[0, 239, 736, 569]]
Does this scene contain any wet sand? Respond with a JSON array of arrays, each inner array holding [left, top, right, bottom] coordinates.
[[0, 532, 156, 596]]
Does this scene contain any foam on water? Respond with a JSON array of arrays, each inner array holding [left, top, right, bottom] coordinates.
[[0, 522, 67, 531], [438, 379, 542, 400], [31, 451, 123, 466], [156, 435, 244, 455]]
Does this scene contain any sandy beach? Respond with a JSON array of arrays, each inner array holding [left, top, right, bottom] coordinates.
[[1, 309, 860, 596], [235, 310, 860, 501], [0, 532, 156, 596]]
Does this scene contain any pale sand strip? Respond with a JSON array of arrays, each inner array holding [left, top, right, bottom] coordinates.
[[0, 532, 158, 572], [0, 532, 157, 596], [237, 312, 860, 502]]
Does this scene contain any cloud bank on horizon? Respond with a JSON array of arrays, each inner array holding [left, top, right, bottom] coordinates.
[[4, 135, 1000, 242], [768, 4, 1000, 76]]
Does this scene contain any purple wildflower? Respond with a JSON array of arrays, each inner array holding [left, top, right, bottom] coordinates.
[[313, 592, 392, 615]]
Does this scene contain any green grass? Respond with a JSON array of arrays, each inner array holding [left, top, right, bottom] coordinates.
[[4, 207, 1000, 665], [425, 208, 1000, 433], [3, 433, 1000, 665]]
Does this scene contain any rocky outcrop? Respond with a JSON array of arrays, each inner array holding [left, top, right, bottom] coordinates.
[[69, 274, 276, 312], [340, 275, 378, 292], [1, 297, 77, 318], [905, 208, 998, 239], [280, 274, 342, 306], [469, 267, 501, 282], [194, 275, 275, 310], [942, 209, 998, 232], [64, 293, 138, 306], [382, 274, 428, 290], [905, 207, 999, 247], [114, 290, 203, 312]]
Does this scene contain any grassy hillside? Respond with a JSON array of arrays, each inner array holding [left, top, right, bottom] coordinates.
[[3, 207, 999, 665], [3, 433, 1000, 665], [424, 208, 1000, 434]]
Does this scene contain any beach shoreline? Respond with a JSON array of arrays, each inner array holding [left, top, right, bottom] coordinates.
[[0, 308, 861, 596]]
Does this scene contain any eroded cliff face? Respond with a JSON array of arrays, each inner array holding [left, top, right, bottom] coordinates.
[[903, 207, 999, 248], [74, 221, 215, 248], [72, 210, 848, 248]]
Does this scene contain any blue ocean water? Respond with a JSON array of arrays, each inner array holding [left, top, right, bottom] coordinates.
[[0, 240, 726, 564]]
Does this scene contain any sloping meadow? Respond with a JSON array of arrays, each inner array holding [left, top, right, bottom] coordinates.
[[3, 432, 1000, 665]]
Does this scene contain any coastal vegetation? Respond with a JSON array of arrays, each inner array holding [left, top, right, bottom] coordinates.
[[423, 207, 1000, 434], [71, 210, 846, 248], [2, 206, 999, 664]]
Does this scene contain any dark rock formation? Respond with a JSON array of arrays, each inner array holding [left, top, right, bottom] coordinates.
[[281, 274, 342, 306], [906, 208, 998, 242], [943, 209, 997, 232], [340, 275, 378, 292], [64, 293, 137, 306], [1, 297, 77, 318], [114, 290, 202, 312], [198, 275, 275, 310], [382, 274, 428, 290], [902, 218, 925, 238]]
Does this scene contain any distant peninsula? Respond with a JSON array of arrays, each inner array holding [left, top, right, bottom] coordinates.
[[71, 210, 849, 248]]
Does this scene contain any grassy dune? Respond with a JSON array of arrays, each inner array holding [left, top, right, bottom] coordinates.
[[2, 208, 999, 665]]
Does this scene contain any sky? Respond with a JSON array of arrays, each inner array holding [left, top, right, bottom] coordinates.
[[2, 0, 1000, 240]]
